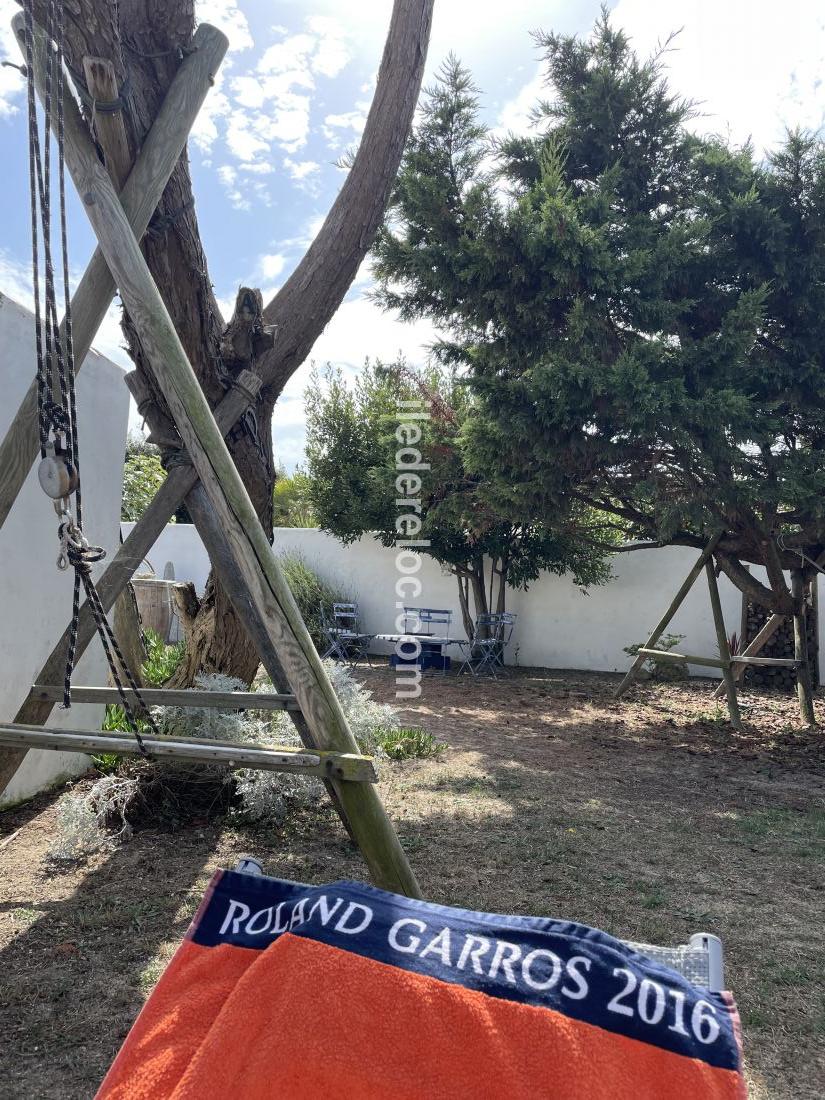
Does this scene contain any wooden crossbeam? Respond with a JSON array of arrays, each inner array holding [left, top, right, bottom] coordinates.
[[35, 31, 419, 897], [0, 20, 228, 533], [30, 685, 300, 711], [638, 649, 727, 669], [729, 656, 799, 667], [0, 725, 376, 782]]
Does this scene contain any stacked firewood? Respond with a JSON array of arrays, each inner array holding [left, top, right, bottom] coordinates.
[[743, 599, 819, 690]]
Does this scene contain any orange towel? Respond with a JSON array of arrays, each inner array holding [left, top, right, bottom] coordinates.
[[98, 872, 746, 1099]]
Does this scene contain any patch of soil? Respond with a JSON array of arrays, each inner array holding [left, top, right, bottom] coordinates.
[[1, 667, 823, 1098]]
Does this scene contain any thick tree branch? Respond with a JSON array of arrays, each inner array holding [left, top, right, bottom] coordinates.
[[258, 0, 435, 397]]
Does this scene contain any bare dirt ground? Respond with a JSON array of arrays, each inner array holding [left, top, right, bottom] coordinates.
[[1, 667, 823, 1098]]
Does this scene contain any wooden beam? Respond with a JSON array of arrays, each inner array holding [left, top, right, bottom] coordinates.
[[705, 562, 742, 730], [713, 612, 785, 698], [83, 56, 132, 188], [181, 481, 359, 845], [30, 685, 300, 711], [54, 58, 420, 898], [0, 19, 228, 533], [615, 533, 722, 698], [729, 656, 798, 667], [791, 569, 816, 726], [638, 649, 727, 669], [0, 725, 376, 783], [0, 374, 260, 796]]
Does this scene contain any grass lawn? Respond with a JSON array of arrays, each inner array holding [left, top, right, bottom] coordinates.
[[1, 667, 823, 1097]]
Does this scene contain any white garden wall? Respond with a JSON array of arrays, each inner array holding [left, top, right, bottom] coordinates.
[[123, 523, 819, 680], [1, 292, 130, 807]]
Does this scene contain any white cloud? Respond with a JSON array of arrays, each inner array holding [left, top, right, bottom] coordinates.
[[195, 0, 254, 52], [0, 0, 24, 119], [216, 164, 251, 211], [611, 0, 825, 155], [322, 106, 369, 149], [272, 292, 438, 469], [284, 157, 320, 180], [496, 65, 545, 136], [259, 252, 287, 280], [306, 15, 351, 78]]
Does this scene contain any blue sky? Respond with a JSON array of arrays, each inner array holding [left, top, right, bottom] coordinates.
[[1, 0, 824, 469]]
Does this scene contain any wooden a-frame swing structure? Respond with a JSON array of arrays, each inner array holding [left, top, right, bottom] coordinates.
[[614, 533, 817, 729], [0, 16, 420, 898]]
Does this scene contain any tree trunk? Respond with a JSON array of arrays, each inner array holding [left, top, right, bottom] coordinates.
[[791, 569, 817, 727], [32, 0, 433, 686], [455, 572, 474, 641]]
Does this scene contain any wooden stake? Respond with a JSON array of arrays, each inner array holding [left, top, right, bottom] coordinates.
[[0, 20, 228, 533], [614, 534, 722, 699], [47, 50, 419, 897], [791, 569, 816, 727], [705, 562, 742, 730]]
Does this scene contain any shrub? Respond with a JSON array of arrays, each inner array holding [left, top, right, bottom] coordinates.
[[376, 727, 447, 761], [51, 663, 400, 858], [623, 633, 687, 681], [279, 552, 352, 651], [142, 628, 186, 686]]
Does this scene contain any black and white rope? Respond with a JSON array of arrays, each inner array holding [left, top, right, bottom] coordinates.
[[23, 0, 155, 755]]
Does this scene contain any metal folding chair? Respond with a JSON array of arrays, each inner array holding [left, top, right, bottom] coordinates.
[[455, 612, 517, 677], [401, 607, 452, 638], [320, 602, 374, 667]]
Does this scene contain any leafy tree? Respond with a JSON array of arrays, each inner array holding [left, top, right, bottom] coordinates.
[[121, 437, 167, 523], [372, 11, 825, 656], [305, 361, 613, 638], [272, 468, 317, 528]]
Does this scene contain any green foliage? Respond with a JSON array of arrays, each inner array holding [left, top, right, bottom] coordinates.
[[376, 726, 447, 761], [279, 553, 352, 651], [372, 9, 825, 615], [121, 437, 168, 523], [141, 628, 186, 686], [305, 360, 615, 630], [624, 633, 686, 680], [273, 467, 317, 527], [95, 630, 184, 768]]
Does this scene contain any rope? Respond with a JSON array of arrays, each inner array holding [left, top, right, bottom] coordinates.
[[23, 0, 155, 756]]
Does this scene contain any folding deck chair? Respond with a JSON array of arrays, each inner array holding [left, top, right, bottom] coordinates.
[[320, 602, 374, 666], [95, 857, 741, 1098]]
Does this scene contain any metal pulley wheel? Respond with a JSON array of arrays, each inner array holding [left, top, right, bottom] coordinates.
[[37, 440, 78, 500]]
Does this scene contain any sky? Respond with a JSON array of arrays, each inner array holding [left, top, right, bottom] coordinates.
[[0, 0, 823, 469]]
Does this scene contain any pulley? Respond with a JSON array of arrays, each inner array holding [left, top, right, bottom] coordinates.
[[37, 438, 78, 500]]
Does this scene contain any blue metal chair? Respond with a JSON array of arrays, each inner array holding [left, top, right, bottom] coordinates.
[[455, 612, 517, 677], [320, 602, 374, 666]]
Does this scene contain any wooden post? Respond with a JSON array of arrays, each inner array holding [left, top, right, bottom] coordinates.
[[713, 612, 784, 699], [184, 482, 358, 843], [705, 562, 742, 730], [614, 533, 722, 699], [0, 19, 228, 533], [44, 53, 419, 897], [791, 569, 816, 727], [85, 54, 147, 685]]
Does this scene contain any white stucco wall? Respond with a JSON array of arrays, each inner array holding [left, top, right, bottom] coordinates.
[[122, 523, 808, 680], [1, 291, 130, 806]]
